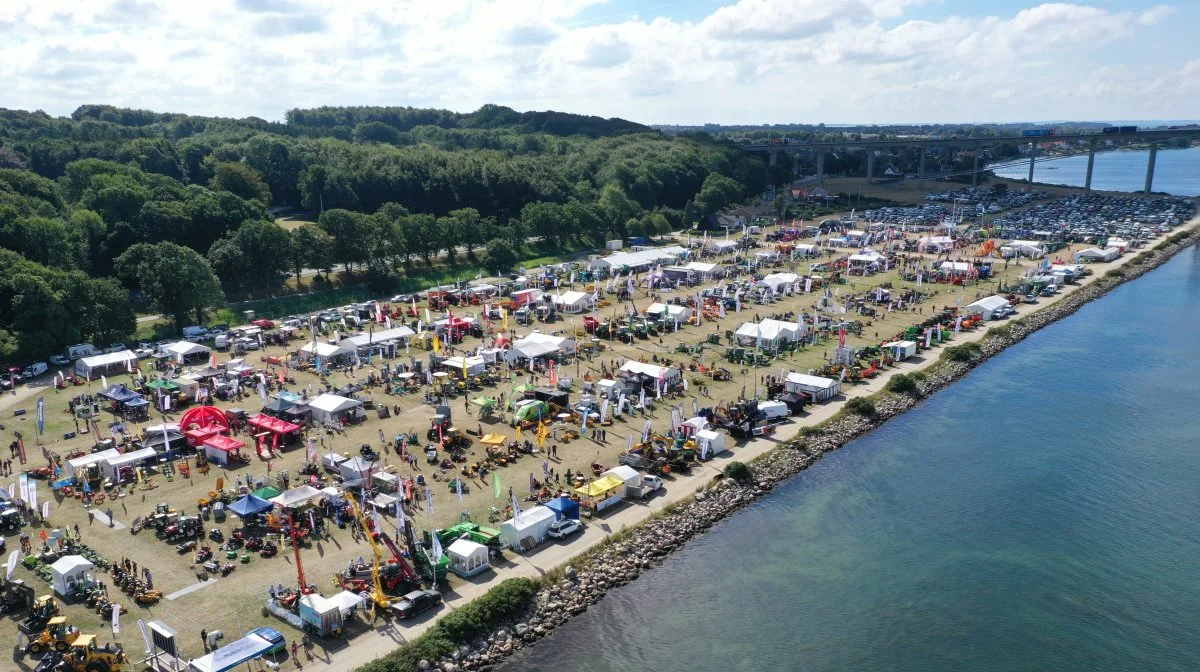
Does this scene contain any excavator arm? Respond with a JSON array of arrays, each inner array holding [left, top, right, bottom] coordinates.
[[348, 498, 389, 609]]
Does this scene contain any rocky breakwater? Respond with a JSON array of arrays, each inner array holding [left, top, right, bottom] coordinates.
[[415, 229, 1200, 672]]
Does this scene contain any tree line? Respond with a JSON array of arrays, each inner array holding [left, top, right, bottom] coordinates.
[[0, 104, 767, 361]]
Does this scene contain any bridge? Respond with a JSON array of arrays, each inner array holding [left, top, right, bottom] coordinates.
[[742, 129, 1200, 194]]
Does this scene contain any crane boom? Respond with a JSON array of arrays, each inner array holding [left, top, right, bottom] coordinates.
[[348, 497, 389, 609]]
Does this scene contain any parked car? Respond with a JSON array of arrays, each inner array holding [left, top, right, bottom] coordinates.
[[49, 355, 71, 367], [22, 362, 48, 379], [547, 518, 583, 539], [248, 627, 286, 655], [236, 338, 261, 351], [251, 318, 275, 329], [103, 343, 127, 354], [391, 589, 442, 619], [641, 474, 664, 493]]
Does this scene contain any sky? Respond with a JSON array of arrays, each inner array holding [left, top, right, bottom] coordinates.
[[0, 0, 1196, 125]]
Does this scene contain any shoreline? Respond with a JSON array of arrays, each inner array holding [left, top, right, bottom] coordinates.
[[358, 215, 1200, 672]]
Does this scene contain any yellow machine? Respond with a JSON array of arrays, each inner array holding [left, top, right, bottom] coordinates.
[[347, 497, 389, 612], [27, 616, 80, 654], [56, 634, 129, 672]]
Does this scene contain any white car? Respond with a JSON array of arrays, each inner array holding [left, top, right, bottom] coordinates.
[[547, 518, 583, 539], [641, 475, 664, 492]]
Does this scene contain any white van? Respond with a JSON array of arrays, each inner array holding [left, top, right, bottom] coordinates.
[[64, 344, 97, 360], [182, 326, 209, 341], [214, 334, 230, 350], [22, 362, 48, 379]]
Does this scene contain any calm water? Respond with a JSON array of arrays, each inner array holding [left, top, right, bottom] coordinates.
[[504, 247, 1200, 672], [991, 146, 1200, 196]]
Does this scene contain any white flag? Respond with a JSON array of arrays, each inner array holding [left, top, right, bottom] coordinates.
[[511, 493, 523, 525], [431, 533, 444, 561], [625, 435, 634, 453], [41, 501, 50, 520], [642, 419, 652, 442], [112, 603, 121, 635]]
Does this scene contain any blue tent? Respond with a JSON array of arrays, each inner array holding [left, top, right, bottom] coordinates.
[[228, 494, 273, 518], [99, 384, 143, 404], [545, 496, 579, 521]]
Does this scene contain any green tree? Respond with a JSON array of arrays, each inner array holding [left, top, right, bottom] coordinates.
[[484, 238, 518, 274], [209, 162, 272, 204], [290, 223, 334, 282], [115, 242, 225, 327], [447, 207, 484, 259], [318, 208, 370, 273]]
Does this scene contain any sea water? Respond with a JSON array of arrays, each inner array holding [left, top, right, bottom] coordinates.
[[990, 146, 1200, 197], [502, 247, 1200, 672]]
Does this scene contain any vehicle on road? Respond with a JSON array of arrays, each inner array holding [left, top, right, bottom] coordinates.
[[391, 589, 442, 619], [547, 518, 583, 539], [251, 318, 275, 329]]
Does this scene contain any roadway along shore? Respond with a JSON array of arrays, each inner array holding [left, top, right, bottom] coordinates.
[[322, 213, 1200, 672]]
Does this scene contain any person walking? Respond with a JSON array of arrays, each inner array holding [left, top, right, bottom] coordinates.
[[200, 629, 208, 651]]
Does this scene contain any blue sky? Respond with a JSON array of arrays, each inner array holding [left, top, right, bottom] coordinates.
[[0, 0, 1195, 125]]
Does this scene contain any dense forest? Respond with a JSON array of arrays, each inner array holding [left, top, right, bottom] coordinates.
[[0, 103, 770, 361]]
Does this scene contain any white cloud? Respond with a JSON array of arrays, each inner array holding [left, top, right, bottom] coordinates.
[[0, 0, 1191, 124]]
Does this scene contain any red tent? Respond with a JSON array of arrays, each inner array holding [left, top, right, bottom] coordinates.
[[180, 406, 229, 433], [184, 427, 218, 448], [247, 414, 301, 437], [202, 434, 246, 466]]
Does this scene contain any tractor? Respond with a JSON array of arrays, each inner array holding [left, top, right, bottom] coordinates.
[[44, 635, 128, 672], [25, 616, 80, 654]]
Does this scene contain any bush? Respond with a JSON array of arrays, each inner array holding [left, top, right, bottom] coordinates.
[[799, 425, 824, 437], [885, 374, 917, 395], [910, 371, 927, 382], [1133, 252, 1153, 265], [1104, 268, 1125, 278], [845, 396, 876, 417], [724, 461, 753, 482], [358, 578, 539, 672], [942, 342, 982, 362]]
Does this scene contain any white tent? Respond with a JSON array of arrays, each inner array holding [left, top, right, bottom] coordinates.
[[306, 394, 363, 423], [707, 239, 738, 254], [101, 447, 156, 481], [685, 261, 723, 278], [761, 273, 800, 291], [165, 341, 211, 359], [506, 332, 576, 363], [646, 303, 692, 323], [339, 327, 415, 350], [440, 356, 487, 376], [601, 465, 642, 497], [883, 341, 919, 360], [187, 631, 276, 672], [64, 449, 120, 478], [50, 555, 94, 596], [337, 457, 376, 487], [735, 319, 802, 344], [270, 484, 323, 509], [299, 342, 352, 360], [695, 429, 726, 457], [784, 372, 841, 401], [75, 350, 139, 378], [619, 361, 679, 381], [447, 538, 490, 577], [917, 235, 956, 253], [552, 291, 594, 314], [849, 252, 886, 267], [794, 244, 818, 257], [499, 505, 557, 552], [939, 261, 972, 273], [1074, 247, 1120, 263], [965, 295, 1011, 320]]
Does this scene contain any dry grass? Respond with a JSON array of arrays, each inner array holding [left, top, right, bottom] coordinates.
[[1, 184, 1109, 657]]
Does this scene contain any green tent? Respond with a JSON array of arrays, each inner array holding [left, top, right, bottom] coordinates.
[[471, 396, 497, 407], [512, 399, 549, 423], [513, 383, 536, 394], [146, 379, 179, 391], [253, 486, 282, 500]]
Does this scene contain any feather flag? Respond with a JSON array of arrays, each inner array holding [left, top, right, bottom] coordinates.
[[493, 473, 502, 499], [511, 492, 524, 525], [425, 486, 435, 514], [455, 478, 463, 503], [431, 533, 444, 562], [641, 419, 652, 442]]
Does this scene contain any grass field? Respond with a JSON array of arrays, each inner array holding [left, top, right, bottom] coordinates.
[[0, 218, 1093, 666], [4, 179, 1153, 668]]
